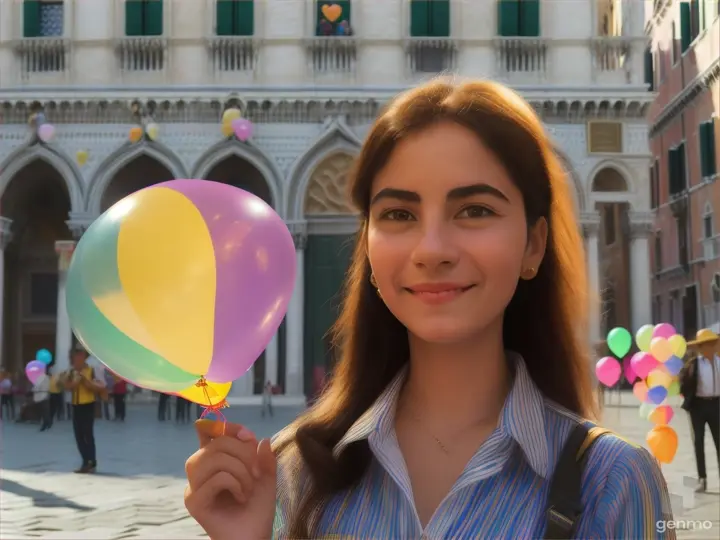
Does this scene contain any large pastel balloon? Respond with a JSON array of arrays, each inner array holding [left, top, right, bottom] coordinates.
[[129, 126, 143, 143], [633, 380, 649, 402], [647, 368, 673, 389], [647, 385, 668, 405], [232, 118, 254, 142], [35, 348, 52, 365], [222, 108, 241, 124], [38, 123, 55, 142], [646, 425, 678, 463], [25, 360, 46, 385], [653, 323, 676, 340], [635, 324, 654, 352], [639, 401, 656, 420], [667, 380, 681, 397], [649, 337, 673, 363], [596, 356, 621, 387], [221, 122, 234, 138], [607, 327, 632, 358], [175, 380, 231, 407], [667, 334, 687, 358], [649, 405, 674, 426], [622, 355, 637, 384], [146, 122, 160, 141], [663, 355, 683, 376], [630, 351, 658, 379], [66, 179, 297, 391]]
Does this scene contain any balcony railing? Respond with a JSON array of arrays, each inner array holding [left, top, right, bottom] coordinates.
[[703, 236, 720, 261], [116, 37, 167, 72], [494, 37, 548, 83], [305, 36, 357, 73], [404, 38, 457, 74], [207, 36, 258, 72], [14, 37, 70, 79], [591, 37, 631, 84]]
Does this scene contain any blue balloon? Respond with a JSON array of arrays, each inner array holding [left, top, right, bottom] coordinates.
[[664, 355, 683, 376], [36, 348, 52, 365], [647, 385, 668, 405]]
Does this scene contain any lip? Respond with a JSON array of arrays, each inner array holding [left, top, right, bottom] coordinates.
[[405, 283, 475, 305]]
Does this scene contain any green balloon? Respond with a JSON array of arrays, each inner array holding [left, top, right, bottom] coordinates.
[[667, 380, 681, 397], [607, 327, 632, 358], [639, 402, 656, 420]]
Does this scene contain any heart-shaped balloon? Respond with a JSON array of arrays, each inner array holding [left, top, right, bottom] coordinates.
[[321, 3, 343, 22]]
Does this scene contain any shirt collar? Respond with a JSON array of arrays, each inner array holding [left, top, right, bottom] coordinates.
[[332, 352, 550, 478]]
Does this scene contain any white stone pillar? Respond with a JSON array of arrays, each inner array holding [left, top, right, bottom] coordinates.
[[0, 217, 12, 370], [284, 225, 306, 397], [265, 332, 279, 386], [54, 240, 76, 375], [630, 218, 654, 334], [583, 215, 602, 346]]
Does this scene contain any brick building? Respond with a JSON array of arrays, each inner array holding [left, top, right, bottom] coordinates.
[[648, 0, 719, 335]]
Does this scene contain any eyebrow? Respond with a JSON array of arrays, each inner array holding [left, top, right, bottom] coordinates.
[[370, 183, 510, 206]]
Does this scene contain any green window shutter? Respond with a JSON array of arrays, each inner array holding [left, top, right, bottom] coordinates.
[[337, 1, 351, 24], [497, 1, 520, 37], [644, 47, 654, 90], [235, 0, 254, 36], [680, 2, 692, 52], [699, 121, 710, 178], [125, 0, 144, 36], [216, 0, 235, 36], [23, 0, 41, 38], [668, 148, 677, 194], [706, 119, 717, 176], [678, 143, 687, 188], [410, 0, 430, 37], [519, 0, 540, 37], [144, 0, 164, 36], [429, 0, 450, 37]]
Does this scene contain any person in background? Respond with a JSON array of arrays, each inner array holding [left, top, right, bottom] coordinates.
[[33, 365, 52, 431], [112, 373, 127, 421], [0, 373, 14, 420], [175, 395, 191, 423], [48, 370, 64, 421], [63, 345, 101, 473], [102, 368, 115, 420], [681, 328, 720, 493], [158, 392, 170, 421], [261, 379, 273, 418]]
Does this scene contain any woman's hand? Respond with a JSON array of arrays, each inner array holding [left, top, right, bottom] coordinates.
[[185, 420, 277, 540]]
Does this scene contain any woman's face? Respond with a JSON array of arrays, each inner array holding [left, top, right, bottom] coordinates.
[[367, 121, 547, 344]]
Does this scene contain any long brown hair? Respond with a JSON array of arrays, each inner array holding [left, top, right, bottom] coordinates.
[[274, 79, 596, 537]]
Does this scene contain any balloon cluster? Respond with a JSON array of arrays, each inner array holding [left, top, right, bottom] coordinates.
[[128, 122, 160, 144], [25, 349, 53, 385], [29, 112, 55, 143], [596, 324, 684, 464], [221, 108, 253, 141], [65, 179, 296, 416]]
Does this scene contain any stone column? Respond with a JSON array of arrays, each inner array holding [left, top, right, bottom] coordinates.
[[265, 332, 279, 386], [54, 241, 76, 375], [630, 216, 654, 333], [0, 217, 12, 370], [284, 223, 306, 398], [582, 213, 602, 346]]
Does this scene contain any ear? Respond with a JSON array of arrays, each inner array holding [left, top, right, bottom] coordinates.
[[522, 217, 548, 277]]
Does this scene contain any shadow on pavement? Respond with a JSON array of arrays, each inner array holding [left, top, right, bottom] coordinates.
[[0, 478, 95, 511]]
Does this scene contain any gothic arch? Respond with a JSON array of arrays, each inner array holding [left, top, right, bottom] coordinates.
[[287, 116, 361, 220], [87, 141, 188, 215], [0, 142, 84, 212], [191, 140, 283, 214], [304, 152, 356, 216]]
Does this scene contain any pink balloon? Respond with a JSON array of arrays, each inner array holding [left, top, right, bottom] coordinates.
[[596, 356, 621, 387], [25, 360, 46, 385], [623, 355, 637, 384], [231, 118, 254, 142], [652, 323, 676, 340], [630, 351, 658, 379], [37, 123, 55, 142]]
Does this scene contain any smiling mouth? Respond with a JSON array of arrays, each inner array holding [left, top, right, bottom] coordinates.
[[403, 284, 476, 302]]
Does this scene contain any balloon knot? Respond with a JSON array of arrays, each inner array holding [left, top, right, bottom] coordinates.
[[195, 377, 208, 388]]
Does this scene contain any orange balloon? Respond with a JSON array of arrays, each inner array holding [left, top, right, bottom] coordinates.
[[129, 126, 144, 143], [646, 425, 678, 464], [321, 3, 342, 22]]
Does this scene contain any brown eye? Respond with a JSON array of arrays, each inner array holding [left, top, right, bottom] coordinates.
[[381, 209, 415, 221], [457, 205, 495, 219]]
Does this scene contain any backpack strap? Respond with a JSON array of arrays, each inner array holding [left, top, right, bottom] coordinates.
[[544, 424, 612, 539]]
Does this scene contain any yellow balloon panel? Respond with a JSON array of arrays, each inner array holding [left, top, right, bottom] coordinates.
[[93, 290, 162, 357], [117, 187, 216, 375], [177, 380, 231, 406]]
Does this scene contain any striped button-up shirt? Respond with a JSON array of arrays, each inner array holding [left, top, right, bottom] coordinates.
[[273, 355, 674, 538]]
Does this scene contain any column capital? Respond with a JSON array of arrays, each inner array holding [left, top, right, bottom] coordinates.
[[286, 220, 308, 250], [0, 217, 13, 250], [66, 215, 95, 239], [629, 212, 656, 238], [580, 212, 601, 238], [55, 240, 77, 271]]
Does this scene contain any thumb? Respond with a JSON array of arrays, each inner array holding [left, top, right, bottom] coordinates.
[[195, 419, 249, 448], [257, 438, 277, 480]]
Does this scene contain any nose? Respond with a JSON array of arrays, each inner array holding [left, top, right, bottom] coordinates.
[[409, 221, 459, 271]]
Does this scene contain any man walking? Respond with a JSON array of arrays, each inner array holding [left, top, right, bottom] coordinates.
[[681, 329, 720, 493]]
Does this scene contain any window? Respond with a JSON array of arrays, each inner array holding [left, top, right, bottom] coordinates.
[[712, 273, 720, 304], [30, 273, 58, 316], [703, 208, 713, 239], [125, 0, 163, 37], [653, 295, 663, 323], [497, 0, 540, 37], [603, 205, 616, 245], [650, 160, 659, 209], [410, 0, 450, 37], [315, 1, 351, 36], [680, 1, 692, 52], [677, 212, 689, 267], [23, 0, 64, 38], [668, 142, 687, 195], [216, 0, 254, 36], [699, 118, 717, 178], [644, 47, 654, 90], [654, 232, 663, 272]]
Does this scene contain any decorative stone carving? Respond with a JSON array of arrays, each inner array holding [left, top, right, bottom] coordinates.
[[304, 153, 355, 215], [580, 213, 601, 238], [630, 220, 655, 238]]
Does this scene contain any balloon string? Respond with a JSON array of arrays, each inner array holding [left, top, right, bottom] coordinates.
[[197, 377, 229, 435]]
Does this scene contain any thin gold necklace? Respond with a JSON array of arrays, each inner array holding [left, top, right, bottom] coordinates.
[[407, 410, 450, 455]]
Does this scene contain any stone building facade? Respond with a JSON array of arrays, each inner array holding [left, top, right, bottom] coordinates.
[[0, 0, 655, 402]]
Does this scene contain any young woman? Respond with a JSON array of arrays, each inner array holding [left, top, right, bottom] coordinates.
[[184, 80, 674, 539]]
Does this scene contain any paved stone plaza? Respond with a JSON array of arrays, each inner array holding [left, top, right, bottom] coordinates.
[[1, 402, 718, 539]]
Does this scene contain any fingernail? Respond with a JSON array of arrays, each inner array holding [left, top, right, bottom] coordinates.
[[236, 427, 254, 442]]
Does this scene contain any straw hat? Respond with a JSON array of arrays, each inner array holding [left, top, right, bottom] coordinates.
[[688, 328, 720, 346]]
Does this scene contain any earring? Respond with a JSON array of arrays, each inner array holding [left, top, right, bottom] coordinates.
[[369, 273, 382, 298], [521, 267, 536, 280]]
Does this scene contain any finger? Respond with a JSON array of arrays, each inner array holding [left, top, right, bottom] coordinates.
[[186, 451, 255, 495], [206, 436, 261, 479], [185, 471, 246, 511], [257, 439, 277, 479], [195, 420, 247, 447]]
